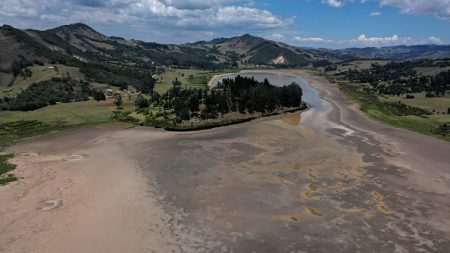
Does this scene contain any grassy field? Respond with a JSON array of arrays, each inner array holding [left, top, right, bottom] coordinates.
[[0, 64, 84, 96], [381, 93, 450, 115], [0, 97, 136, 125], [0, 153, 17, 185], [337, 60, 390, 72], [154, 68, 234, 93], [415, 66, 450, 76], [336, 82, 450, 141]]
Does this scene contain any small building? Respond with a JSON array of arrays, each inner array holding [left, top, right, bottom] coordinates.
[[105, 89, 114, 97]]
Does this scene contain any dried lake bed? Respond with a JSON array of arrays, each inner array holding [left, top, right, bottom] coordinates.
[[1, 70, 449, 253]]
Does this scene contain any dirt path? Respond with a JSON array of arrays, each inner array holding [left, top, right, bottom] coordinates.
[[1, 70, 449, 253]]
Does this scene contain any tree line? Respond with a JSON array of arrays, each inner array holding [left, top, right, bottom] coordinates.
[[337, 61, 450, 96], [136, 75, 304, 122]]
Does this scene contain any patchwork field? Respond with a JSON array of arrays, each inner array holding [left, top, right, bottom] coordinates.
[[154, 68, 234, 93]]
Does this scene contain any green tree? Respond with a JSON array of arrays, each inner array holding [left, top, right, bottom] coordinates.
[[113, 93, 123, 109], [135, 94, 149, 109], [93, 90, 106, 101]]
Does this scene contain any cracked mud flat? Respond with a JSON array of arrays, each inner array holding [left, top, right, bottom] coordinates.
[[1, 71, 449, 253]]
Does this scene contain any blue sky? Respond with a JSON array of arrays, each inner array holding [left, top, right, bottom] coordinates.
[[0, 0, 449, 48]]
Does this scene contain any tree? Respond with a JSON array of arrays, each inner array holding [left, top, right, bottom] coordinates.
[[93, 90, 106, 101], [171, 78, 182, 97], [435, 123, 449, 137], [135, 94, 149, 109], [113, 93, 123, 109]]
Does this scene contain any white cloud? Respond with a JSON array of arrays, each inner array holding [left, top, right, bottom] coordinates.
[[289, 33, 445, 48], [0, 0, 58, 18], [293, 36, 329, 43], [271, 33, 285, 40], [379, 0, 450, 18], [158, 0, 231, 10], [351, 34, 405, 46], [322, 0, 450, 18], [0, 0, 291, 42], [370, 11, 381, 16], [323, 0, 344, 8], [427, 36, 443, 44]]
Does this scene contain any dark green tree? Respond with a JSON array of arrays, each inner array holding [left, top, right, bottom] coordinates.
[[113, 93, 123, 109]]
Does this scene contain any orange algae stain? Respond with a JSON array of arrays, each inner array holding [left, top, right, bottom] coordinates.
[[277, 215, 301, 222], [305, 207, 323, 217], [378, 204, 390, 213], [280, 113, 301, 126], [301, 184, 319, 199], [369, 191, 391, 214], [372, 191, 384, 202], [271, 176, 293, 185], [336, 172, 350, 179]]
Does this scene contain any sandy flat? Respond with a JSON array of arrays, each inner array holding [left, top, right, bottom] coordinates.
[[1, 70, 449, 253]]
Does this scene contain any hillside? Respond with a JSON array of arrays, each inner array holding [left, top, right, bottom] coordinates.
[[0, 23, 338, 95], [2, 22, 450, 94], [189, 34, 316, 66], [335, 45, 450, 61]]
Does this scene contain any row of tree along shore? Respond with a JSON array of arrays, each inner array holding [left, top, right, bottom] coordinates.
[[123, 75, 306, 131]]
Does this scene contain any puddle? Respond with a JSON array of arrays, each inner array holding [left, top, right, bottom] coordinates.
[[64, 154, 88, 161], [38, 200, 63, 211]]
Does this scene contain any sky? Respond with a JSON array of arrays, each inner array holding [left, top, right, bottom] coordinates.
[[0, 0, 449, 48]]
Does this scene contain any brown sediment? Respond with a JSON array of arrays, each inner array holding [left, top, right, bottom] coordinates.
[[307, 169, 318, 179], [369, 191, 390, 213], [372, 191, 384, 202], [277, 215, 301, 222], [305, 207, 323, 217], [336, 172, 350, 180], [335, 206, 363, 213], [280, 112, 301, 126], [302, 183, 319, 199], [378, 204, 390, 213], [272, 176, 293, 185]]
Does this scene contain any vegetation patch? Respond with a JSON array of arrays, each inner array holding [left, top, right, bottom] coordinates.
[[323, 59, 450, 141], [0, 120, 65, 148], [337, 82, 450, 141], [154, 68, 235, 93], [131, 75, 306, 131], [0, 153, 17, 185], [0, 77, 93, 111]]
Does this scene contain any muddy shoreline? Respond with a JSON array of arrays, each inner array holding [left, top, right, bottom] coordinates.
[[1, 70, 449, 253]]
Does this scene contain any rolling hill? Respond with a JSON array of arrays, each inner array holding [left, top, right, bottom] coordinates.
[[0, 23, 322, 73], [335, 45, 450, 61], [2, 22, 450, 93], [188, 34, 316, 66]]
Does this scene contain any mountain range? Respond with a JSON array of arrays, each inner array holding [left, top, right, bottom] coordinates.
[[1, 23, 450, 88]]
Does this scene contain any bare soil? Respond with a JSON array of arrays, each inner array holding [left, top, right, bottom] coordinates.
[[1, 70, 449, 253]]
